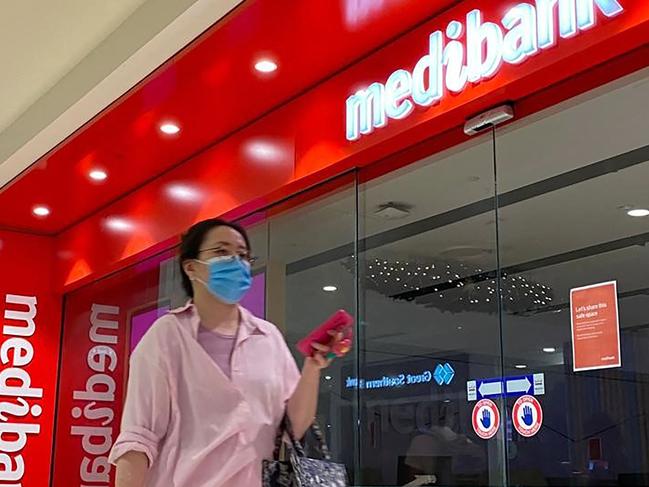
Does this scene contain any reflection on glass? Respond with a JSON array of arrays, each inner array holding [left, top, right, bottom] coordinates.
[[130, 304, 169, 352], [344, 0, 393, 28]]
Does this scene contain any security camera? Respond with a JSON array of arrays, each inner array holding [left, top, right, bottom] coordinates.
[[464, 105, 514, 135]]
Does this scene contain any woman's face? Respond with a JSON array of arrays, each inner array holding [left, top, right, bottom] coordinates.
[[184, 225, 249, 285]]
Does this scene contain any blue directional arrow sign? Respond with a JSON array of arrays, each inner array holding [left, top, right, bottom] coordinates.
[[476, 378, 503, 399], [467, 373, 545, 401], [506, 376, 533, 395]]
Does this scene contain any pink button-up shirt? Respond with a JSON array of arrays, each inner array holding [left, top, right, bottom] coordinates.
[[109, 303, 301, 487]]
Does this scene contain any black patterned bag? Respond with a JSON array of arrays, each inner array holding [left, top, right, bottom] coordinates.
[[262, 415, 348, 487]]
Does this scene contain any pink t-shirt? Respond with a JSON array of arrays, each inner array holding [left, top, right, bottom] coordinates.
[[109, 303, 301, 487], [197, 326, 236, 378]]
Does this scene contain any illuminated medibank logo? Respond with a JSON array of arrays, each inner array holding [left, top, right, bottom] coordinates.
[[345, 0, 624, 141]]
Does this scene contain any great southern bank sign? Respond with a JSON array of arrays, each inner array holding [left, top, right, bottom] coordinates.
[[345, 363, 456, 390], [345, 0, 624, 141]]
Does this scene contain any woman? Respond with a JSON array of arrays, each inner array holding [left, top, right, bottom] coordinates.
[[110, 218, 343, 487]]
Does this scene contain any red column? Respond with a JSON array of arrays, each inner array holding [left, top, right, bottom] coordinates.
[[0, 230, 61, 486]]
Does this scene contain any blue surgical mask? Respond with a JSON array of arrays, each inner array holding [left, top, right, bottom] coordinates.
[[193, 256, 252, 304]]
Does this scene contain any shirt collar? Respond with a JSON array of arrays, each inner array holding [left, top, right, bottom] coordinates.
[[170, 301, 268, 339]]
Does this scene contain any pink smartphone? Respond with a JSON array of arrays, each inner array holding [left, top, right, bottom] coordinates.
[[297, 310, 354, 358]]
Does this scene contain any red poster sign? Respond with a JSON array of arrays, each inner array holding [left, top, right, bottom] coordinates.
[[570, 281, 621, 372]]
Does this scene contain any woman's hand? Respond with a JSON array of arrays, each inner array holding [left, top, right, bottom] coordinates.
[[288, 342, 332, 438], [305, 331, 350, 371], [305, 342, 334, 370], [289, 331, 351, 438]]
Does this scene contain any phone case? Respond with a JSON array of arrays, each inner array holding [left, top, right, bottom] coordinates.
[[296, 310, 354, 357]]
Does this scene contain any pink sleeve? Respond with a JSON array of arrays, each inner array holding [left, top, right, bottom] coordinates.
[[109, 332, 171, 467], [282, 340, 301, 403]]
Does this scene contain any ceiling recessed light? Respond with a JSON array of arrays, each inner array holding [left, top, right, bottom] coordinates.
[[323, 285, 338, 292], [32, 206, 50, 217], [160, 122, 180, 135], [515, 364, 528, 369], [89, 169, 107, 181], [543, 347, 557, 353], [254, 59, 278, 73], [627, 208, 649, 217]]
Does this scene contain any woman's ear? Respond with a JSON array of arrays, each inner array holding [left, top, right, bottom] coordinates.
[[182, 260, 196, 280]]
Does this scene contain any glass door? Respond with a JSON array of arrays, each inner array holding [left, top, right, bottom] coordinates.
[[264, 174, 360, 481], [357, 132, 506, 486], [496, 71, 649, 486]]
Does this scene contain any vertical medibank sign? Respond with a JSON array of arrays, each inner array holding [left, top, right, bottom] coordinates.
[[0, 295, 44, 486], [345, 0, 625, 141], [52, 301, 125, 487], [70, 305, 121, 486]]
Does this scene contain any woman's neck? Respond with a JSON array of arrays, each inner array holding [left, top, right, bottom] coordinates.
[[193, 293, 240, 335]]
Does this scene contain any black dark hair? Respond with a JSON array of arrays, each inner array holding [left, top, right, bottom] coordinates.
[[179, 218, 251, 298]]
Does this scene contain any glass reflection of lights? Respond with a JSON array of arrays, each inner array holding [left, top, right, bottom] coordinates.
[[167, 184, 201, 202], [244, 140, 284, 162], [57, 250, 75, 260], [105, 217, 134, 232], [343, 257, 554, 314], [344, 0, 392, 28]]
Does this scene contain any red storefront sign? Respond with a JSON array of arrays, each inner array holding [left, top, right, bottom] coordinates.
[[51, 0, 649, 292], [0, 231, 61, 487]]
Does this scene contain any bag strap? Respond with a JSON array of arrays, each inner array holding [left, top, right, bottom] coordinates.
[[273, 414, 332, 461], [272, 417, 285, 460], [272, 414, 305, 459], [309, 421, 332, 461]]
